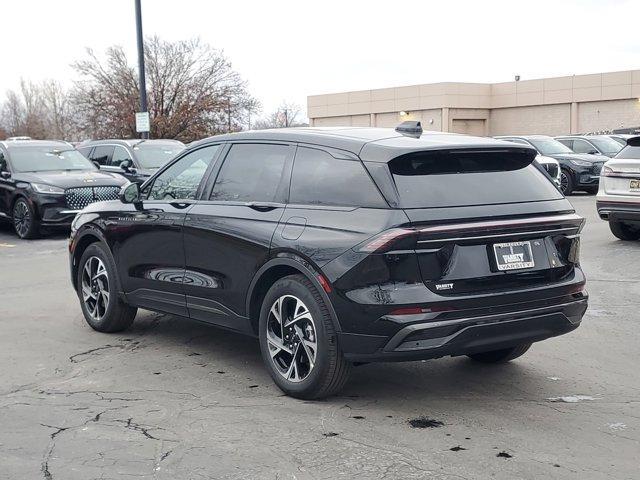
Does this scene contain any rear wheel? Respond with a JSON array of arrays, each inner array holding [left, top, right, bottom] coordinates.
[[467, 343, 531, 363], [77, 243, 137, 332], [259, 274, 351, 399], [609, 221, 640, 241], [12, 198, 39, 239], [559, 169, 573, 195]]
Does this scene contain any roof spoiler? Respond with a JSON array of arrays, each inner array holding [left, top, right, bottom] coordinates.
[[626, 136, 640, 147], [395, 121, 423, 138]]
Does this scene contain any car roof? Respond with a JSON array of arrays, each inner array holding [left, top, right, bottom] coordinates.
[[494, 135, 553, 140], [193, 127, 534, 162], [79, 139, 185, 147], [0, 139, 73, 150]]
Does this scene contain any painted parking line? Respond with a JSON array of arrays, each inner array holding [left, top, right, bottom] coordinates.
[[0, 243, 16, 248]]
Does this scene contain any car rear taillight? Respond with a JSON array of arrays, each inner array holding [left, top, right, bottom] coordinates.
[[355, 228, 417, 253], [601, 165, 614, 176]]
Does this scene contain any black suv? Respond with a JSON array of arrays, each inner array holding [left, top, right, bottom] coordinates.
[[496, 135, 608, 195], [77, 139, 185, 184], [69, 126, 588, 399], [0, 140, 127, 238]]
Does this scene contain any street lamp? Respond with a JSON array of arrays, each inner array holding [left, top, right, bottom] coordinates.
[[135, 0, 149, 139]]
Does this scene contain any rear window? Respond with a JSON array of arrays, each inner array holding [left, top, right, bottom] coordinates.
[[388, 150, 563, 208], [615, 146, 640, 159]]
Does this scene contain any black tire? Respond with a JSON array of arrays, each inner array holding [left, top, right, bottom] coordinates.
[[12, 197, 40, 239], [560, 169, 573, 196], [77, 243, 137, 333], [609, 221, 640, 241], [467, 343, 531, 363], [259, 274, 351, 399]]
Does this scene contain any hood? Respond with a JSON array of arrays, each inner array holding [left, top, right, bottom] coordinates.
[[548, 153, 609, 163], [14, 169, 128, 189]]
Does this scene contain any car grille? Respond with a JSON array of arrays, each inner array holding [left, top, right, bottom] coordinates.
[[542, 163, 559, 178], [65, 186, 120, 210], [592, 162, 604, 175]]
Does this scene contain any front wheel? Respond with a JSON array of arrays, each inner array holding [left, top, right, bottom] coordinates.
[[259, 274, 351, 399], [609, 221, 640, 241], [560, 169, 573, 195], [77, 243, 137, 332], [12, 198, 40, 239], [467, 343, 531, 363]]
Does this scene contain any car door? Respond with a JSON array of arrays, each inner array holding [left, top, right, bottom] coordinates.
[[0, 148, 14, 219], [105, 145, 142, 183], [182, 142, 294, 331], [572, 139, 599, 155], [112, 144, 222, 316]]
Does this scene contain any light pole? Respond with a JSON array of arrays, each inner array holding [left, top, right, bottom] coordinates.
[[135, 0, 149, 139]]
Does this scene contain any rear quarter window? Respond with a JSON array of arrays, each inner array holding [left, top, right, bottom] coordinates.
[[388, 149, 563, 208], [290, 147, 387, 208], [615, 145, 640, 159]]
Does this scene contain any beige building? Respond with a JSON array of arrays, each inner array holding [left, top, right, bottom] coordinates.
[[307, 70, 640, 136]]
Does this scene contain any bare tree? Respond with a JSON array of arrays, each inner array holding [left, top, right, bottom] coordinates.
[[71, 37, 258, 142], [253, 101, 307, 129], [0, 80, 79, 140]]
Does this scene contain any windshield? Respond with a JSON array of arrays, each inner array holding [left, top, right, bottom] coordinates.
[[589, 137, 623, 155], [615, 146, 640, 159], [133, 143, 185, 169], [528, 138, 573, 156], [9, 147, 96, 172]]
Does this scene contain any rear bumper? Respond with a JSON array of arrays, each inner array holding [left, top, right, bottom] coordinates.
[[340, 294, 587, 362], [596, 197, 640, 223]]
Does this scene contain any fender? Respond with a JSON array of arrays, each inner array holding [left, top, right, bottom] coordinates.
[[246, 255, 343, 333]]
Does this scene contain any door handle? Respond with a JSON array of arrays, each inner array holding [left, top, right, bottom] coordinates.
[[169, 201, 194, 209], [247, 202, 281, 212]]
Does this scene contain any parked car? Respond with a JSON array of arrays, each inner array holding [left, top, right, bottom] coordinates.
[[608, 134, 635, 146], [534, 154, 561, 188], [0, 140, 127, 238], [555, 135, 623, 157], [596, 136, 640, 240], [77, 139, 185, 184], [496, 135, 608, 195], [69, 125, 587, 399]]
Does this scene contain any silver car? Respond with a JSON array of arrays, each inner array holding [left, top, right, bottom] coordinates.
[[596, 137, 640, 240]]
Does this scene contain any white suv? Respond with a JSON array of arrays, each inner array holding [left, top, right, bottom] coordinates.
[[596, 137, 640, 240]]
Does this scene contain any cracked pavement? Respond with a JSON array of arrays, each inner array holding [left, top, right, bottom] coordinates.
[[0, 195, 638, 479]]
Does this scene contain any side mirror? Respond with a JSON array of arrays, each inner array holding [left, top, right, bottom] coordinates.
[[0, 171, 10, 179], [119, 182, 141, 205], [588, 150, 599, 155], [92, 161, 101, 169], [120, 159, 134, 171]]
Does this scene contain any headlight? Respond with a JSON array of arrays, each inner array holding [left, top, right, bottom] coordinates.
[[32, 183, 65, 194], [569, 159, 592, 167]]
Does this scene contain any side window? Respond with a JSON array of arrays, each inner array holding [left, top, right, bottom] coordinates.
[[290, 147, 386, 208], [556, 139, 573, 149], [111, 146, 132, 167], [571, 139, 595, 154], [210, 144, 290, 202], [77, 146, 92, 159], [0, 151, 8, 173], [90, 146, 114, 165], [147, 145, 219, 201]]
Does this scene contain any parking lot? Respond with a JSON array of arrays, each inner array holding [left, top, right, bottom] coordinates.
[[0, 194, 637, 480]]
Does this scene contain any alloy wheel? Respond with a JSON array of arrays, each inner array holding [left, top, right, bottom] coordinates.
[[266, 295, 317, 383], [81, 256, 110, 321], [13, 201, 31, 238], [560, 172, 569, 194]]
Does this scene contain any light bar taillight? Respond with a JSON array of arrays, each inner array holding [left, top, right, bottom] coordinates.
[[356, 228, 416, 253]]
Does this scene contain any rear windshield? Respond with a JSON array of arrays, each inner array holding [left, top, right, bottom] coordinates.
[[615, 145, 640, 159], [388, 150, 563, 208]]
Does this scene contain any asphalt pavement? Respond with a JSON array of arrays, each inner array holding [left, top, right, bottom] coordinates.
[[0, 194, 638, 480]]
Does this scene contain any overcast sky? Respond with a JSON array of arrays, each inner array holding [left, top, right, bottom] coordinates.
[[3, 0, 639, 119]]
